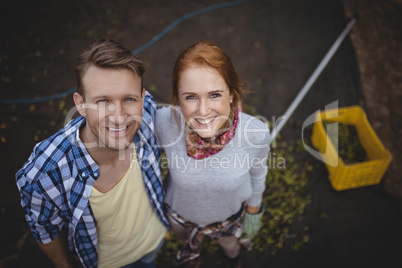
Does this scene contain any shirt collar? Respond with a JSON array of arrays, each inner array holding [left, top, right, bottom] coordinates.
[[70, 117, 100, 181], [70, 116, 145, 181]]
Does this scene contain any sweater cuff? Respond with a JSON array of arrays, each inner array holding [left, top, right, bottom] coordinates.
[[246, 194, 262, 208]]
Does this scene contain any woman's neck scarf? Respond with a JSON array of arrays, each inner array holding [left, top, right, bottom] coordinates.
[[185, 105, 239, 159]]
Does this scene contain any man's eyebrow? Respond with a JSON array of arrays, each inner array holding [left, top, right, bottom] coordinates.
[[92, 94, 141, 99], [124, 93, 141, 98], [92, 95, 110, 99]]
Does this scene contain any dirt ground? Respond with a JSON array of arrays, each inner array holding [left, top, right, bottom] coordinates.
[[0, 0, 401, 267], [345, 0, 402, 210]]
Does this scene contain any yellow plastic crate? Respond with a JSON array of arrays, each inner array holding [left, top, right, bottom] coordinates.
[[311, 105, 392, 191]]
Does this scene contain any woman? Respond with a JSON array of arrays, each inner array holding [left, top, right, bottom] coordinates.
[[156, 40, 270, 264]]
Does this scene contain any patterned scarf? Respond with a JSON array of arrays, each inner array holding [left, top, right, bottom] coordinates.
[[185, 106, 239, 159], [166, 203, 252, 265]]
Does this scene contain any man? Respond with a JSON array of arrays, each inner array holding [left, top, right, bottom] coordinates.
[[16, 39, 169, 268]]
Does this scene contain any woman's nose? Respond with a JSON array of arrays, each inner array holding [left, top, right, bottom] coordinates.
[[198, 99, 210, 116]]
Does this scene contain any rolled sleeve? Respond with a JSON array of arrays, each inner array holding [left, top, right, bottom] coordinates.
[[19, 179, 63, 244]]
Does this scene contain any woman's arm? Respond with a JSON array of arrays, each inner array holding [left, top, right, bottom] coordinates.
[[246, 121, 271, 209]]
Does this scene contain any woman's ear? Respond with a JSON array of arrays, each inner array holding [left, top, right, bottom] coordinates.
[[73, 92, 86, 117]]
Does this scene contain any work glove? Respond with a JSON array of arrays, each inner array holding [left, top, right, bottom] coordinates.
[[241, 205, 264, 239]]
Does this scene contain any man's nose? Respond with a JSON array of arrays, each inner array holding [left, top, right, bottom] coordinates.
[[108, 103, 125, 124]]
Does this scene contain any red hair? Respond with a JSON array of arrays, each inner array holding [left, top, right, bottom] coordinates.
[[171, 40, 246, 107]]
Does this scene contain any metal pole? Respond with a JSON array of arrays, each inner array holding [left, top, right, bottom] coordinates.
[[270, 16, 357, 142]]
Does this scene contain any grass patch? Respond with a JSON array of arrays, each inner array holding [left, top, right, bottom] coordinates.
[[323, 121, 368, 164]]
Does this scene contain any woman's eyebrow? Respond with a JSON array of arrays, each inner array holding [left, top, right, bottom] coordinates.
[[181, 89, 224, 95]]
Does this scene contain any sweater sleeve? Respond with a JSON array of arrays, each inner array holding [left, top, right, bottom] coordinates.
[[155, 106, 184, 148], [155, 107, 168, 145], [246, 123, 271, 207]]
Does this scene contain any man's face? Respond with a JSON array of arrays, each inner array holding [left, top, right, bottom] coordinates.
[[74, 65, 144, 151]]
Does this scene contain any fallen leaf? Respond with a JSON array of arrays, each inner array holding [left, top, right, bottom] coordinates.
[[59, 100, 65, 110], [148, 84, 158, 91]]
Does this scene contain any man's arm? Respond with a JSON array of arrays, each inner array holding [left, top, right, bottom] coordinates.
[[38, 233, 73, 268], [16, 177, 74, 267]]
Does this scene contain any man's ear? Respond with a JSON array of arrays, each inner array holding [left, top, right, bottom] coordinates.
[[73, 92, 86, 117]]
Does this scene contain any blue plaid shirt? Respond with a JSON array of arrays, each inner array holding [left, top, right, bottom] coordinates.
[[16, 91, 169, 268]]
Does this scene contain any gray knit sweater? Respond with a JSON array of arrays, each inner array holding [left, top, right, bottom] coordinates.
[[155, 107, 270, 225]]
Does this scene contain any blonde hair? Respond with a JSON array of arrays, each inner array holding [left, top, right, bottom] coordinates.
[[75, 39, 144, 97]]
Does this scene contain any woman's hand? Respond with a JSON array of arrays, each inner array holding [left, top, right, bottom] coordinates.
[[246, 205, 260, 214]]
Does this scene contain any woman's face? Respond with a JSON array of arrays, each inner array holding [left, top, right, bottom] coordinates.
[[178, 64, 233, 139]]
